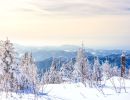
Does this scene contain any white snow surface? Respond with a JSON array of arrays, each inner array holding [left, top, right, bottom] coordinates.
[[0, 76, 130, 100]]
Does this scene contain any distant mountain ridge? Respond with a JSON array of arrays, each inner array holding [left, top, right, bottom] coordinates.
[[14, 44, 130, 72]]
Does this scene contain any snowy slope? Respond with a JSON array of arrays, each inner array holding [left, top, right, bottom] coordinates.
[[1, 77, 130, 100], [43, 78, 130, 100]]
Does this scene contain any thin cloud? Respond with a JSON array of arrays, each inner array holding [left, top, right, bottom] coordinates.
[[1, 0, 130, 16], [29, 0, 130, 16]]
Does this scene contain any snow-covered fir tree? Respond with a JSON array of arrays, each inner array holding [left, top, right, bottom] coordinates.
[[20, 52, 38, 92], [121, 51, 126, 77], [93, 56, 102, 85], [0, 48, 5, 87], [72, 43, 89, 86], [43, 69, 49, 84], [60, 59, 74, 82], [0, 39, 21, 92], [87, 63, 93, 87], [47, 58, 61, 84], [102, 59, 111, 80], [111, 66, 118, 76]]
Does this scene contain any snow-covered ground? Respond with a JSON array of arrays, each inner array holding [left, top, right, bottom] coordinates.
[[0, 77, 130, 100]]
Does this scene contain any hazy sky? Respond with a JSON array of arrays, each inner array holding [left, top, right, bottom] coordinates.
[[0, 0, 130, 49]]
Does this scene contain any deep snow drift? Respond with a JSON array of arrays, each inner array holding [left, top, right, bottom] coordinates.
[[0, 76, 130, 100]]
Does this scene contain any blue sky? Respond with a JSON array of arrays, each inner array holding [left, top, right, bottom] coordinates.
[[0, 0, 130, 49]]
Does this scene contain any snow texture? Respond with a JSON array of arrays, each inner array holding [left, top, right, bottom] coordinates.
[[0, 76, 130, 100]]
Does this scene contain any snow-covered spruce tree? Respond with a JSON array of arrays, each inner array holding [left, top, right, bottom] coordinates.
[[60, 59, 74, 82], [72, 44, 89, 86], [48, 58, 61, 84], [102, 59, 111, 80], [0, 47, 5, 89], [118, 52, 127, 93], [111, 66, 118, 77], [20, 52, 38, 92], [101, 59, 116, 91], [121, 51, 126, 77], [93, 56, 102, 85], [0, 39, 21, 92], [87, 63, 93, 88], [43, 69, 49, 84]]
